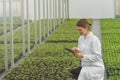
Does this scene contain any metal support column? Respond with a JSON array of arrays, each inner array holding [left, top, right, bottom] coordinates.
[[62, 0, 64, 23], [26, 0, 30, 53], [67, 0, 69, 19], [46, 0, 49, 36], [21, 0, 25, 56], [58, 0, 60, 26], [49, 0, 52, 33], [38, 0, 41, 43], [64, 0, 67, 21], [9, 0, 14, 68], [3, 0, 8, 71], [55, 0, 57, 28], [34, 0, 37, 45], [53, 0, 55, 31], [43, 0, 46, 39]]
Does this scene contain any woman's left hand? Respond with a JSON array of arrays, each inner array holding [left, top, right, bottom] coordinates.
[[74, 52, 84, 58]]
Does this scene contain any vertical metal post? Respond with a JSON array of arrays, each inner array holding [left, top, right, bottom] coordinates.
[[43, 0, 46, 38], [53, 0, 55, 31], [38, 0, 41, 43], [67, 0, 69, 19], [55, 0, 57, 28], [58, 0, 60, 26], [64, 0, 67, 20], [9, 0, 14, 67], [21, 0, 25, 56], [65, 0, 67, 20], [3, 0, 8, 71], [119, 0, 120, 16], [49, 0, 52, 33], [46, 0, 49, 36], [116, 0, 120, 16], [56, 0, 58, 26], [57, 0, 59, 25], [26, 0, 30, 53], [34, 0, 37, 45], [115, 0, 116, 17], [66, 0, 68, 19], [62, 0, 64, 23], [60, 0, 62, 25]]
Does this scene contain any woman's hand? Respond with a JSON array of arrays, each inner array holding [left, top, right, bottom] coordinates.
[[75, 52, 84, 58], [72, 47, 78, 52], [72, 47, 84, 58]]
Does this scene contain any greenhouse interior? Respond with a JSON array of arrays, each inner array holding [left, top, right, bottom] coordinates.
[[0, 0, 120, 80]]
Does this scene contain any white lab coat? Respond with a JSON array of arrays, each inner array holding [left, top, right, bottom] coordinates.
[[77, 32, 105, 80]]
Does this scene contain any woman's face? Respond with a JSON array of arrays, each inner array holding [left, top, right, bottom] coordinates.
[[77, 27, 88, 35]]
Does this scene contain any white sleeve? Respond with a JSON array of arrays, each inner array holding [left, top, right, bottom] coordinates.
[[77, 37, 81, 52], [82, 37, 102, 62]]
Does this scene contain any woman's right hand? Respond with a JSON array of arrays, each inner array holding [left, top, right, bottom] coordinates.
[[72, 47, 78, 52]]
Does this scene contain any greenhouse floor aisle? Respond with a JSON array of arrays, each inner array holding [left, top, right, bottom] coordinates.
[[91, 19, 107, 80]]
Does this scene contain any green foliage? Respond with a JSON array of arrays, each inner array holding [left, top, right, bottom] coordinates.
[[101, 19, 120, 80], [2, 18, 120, 80], [3, 19, 81, 80], [0, 19, 61, 74], [4, 57, 79, 80]]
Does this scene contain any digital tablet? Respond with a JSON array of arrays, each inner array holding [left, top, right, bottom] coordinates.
[[64, 48, 75, 54]]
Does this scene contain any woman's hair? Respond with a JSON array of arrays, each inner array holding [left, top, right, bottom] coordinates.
[[76, 19, 91, 28]]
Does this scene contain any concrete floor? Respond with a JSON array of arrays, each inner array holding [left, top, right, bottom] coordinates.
[[92, 19, 107, 80]]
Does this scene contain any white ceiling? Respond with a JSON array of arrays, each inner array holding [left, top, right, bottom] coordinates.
[[69, 0, 115, 18]]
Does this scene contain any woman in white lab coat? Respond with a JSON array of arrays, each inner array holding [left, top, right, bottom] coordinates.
[[72, 19, 105, 80]]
